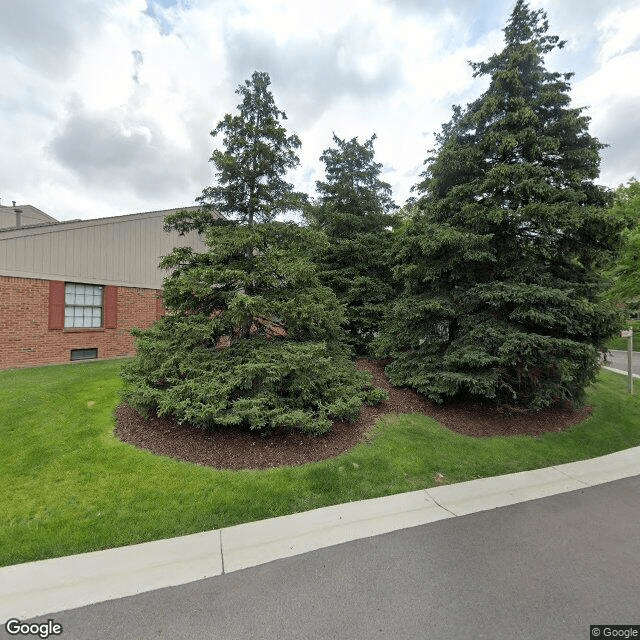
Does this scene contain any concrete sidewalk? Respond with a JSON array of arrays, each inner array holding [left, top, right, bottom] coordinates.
[[2, 446, 639, 621], [602, 365, 640, 379]]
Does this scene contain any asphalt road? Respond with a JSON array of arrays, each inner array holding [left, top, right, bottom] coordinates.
[[604, 350, 640, 376], [8, 475, 639, 640]]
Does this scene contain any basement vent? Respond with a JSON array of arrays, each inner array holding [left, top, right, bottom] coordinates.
[[70, 348, 98, 361]]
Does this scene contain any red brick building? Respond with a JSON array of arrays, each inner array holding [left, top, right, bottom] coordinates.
[[0, 205, 210, 369]]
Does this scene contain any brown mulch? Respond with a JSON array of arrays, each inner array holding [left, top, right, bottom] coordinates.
[[114, 358, 592, 470]]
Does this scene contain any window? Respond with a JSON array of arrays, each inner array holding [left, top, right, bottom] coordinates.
[[64, 283, 103, 328], [70, 348, 98, 361]]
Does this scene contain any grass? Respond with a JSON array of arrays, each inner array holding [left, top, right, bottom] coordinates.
[[1, 359, 640, 567], [604, 319, 640, 351]]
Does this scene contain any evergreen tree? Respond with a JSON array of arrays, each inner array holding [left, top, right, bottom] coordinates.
[[121, 222, 386, 435], [122, 74, 387, 435], [165, 70, 306, 233], [375, 0, 624, 410], [307, 134, 398, 355]]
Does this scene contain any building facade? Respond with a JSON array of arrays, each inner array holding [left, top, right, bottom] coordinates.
[[0, 206, 210, 369]]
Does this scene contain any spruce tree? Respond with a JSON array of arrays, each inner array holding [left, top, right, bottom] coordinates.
[[307, 134, 398, 355], [122, 74, 387, 435], [165, 71, 306, 234], [375, 0, 624, 410]]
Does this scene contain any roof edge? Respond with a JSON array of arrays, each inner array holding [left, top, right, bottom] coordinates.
[[0, 206, 213, 237]]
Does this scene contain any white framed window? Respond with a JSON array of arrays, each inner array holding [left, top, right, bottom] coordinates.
[[64, 283, 104, 328]]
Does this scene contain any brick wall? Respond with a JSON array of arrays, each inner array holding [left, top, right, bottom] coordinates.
[[0, 276, 164, 369]]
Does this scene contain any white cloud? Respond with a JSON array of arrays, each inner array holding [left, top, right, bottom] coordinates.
[[573, 51, 640, 108], [1, 0, 638, 220], [597, 5, 640, 63], [571, 2, 640, 187], [0, 0, 105, 77]]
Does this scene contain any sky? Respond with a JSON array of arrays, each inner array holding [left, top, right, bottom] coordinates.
[[1, 0, 639, 222]]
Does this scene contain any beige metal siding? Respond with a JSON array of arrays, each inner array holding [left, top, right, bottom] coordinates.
[[0, 209, 211, 289]]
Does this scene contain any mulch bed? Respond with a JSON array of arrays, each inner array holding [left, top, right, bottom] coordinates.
[[114, 358, 592, 470]]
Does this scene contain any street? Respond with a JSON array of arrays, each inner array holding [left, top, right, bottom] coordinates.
[[6, 475, 639, 640], [604, 350, 640, 377]]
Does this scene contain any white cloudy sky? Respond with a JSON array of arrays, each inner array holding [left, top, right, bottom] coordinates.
[[1, 0, 639, 222]]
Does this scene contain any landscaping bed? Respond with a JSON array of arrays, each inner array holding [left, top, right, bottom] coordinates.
[[116, 358, 592, 470]]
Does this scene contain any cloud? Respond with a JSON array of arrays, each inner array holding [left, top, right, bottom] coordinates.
[[144, 0, 182, 34], [0, 0, 104, 77], [384, 0, 511, 42], [385, 0, 480, 17], [596, 4, 640, 63], [223, 21, 404, 128], [132, 50, 144, 83], [533, 0, 639, 39], [530, 0, 638, 66], [596, 98, 640, 186], [49, 99, 200, 199], [2, 0, 638, 222]]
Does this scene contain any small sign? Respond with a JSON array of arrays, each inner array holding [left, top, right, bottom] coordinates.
[[621, 329, 633, 338]]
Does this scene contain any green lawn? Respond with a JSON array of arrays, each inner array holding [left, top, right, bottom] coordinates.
[[605, 319, 640, 351], [2, 359, 639, 567]]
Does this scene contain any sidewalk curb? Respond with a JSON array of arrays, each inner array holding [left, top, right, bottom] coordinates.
[[602, 365, 640, 379], [2, 446, 639, 621]]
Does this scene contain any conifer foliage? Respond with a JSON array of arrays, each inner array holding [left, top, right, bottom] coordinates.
[[308, 134, 398, 355], [376, 1, 624, 410], [122, 72, 386, 435], [165, 71, 306, 233], [122, 222, 386, 434]]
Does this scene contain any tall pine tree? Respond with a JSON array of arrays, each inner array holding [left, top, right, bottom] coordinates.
[[376, 0, 624, 410], [122, 73, 387, 435], [307, 134, 398, 355], [165, 71, 306, 234]]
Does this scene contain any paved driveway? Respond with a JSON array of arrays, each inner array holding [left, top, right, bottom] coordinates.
[[8, 475, 639, 640]]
